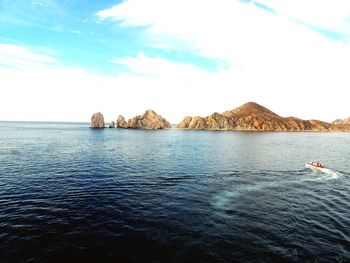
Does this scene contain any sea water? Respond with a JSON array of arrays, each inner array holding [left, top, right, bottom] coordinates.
[[0, 121, 350, 262]]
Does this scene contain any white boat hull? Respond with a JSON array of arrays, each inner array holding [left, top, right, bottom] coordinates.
[[305, 164, 333, 174]]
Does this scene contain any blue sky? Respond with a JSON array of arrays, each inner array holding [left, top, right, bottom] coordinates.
[[0, 0, 223, 74], [1, 0, 145, 74], [1, 0, 350, 122]]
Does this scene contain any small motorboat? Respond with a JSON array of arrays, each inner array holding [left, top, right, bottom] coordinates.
[[305, 161, 329, 173], [305, 161, 341, 178]]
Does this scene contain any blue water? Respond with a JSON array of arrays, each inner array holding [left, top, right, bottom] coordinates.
[[1, 121, 350, 262]]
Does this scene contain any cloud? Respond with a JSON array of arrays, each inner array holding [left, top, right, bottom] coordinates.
[[111, 51, 217, 78], [0, 44, 264, 123], [258, 0, 350, 36], [95, 0, 350, 122], [3, 0, 350, 124], [108, 49, 350, 122], [96, 0, 350, 72], [1, 44, 226, 122], [0, 43, 56, 69]]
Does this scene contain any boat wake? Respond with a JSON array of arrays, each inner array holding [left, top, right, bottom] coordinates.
[[304, 161, 343, 181], [212, 168, 344, 211], [212, 180, 280, 210], [301, 168, 342, 182]]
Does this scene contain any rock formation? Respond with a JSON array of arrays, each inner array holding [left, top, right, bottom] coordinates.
[[177, 102, 342, 131], [332, 117, 350, 125], [330, 117, 350, 131], [90, 103, 349, 131], [177, 116, 192, 129], [117, 115, 128, 128], [117, 110, 171, 129], [109, 121, 115, 128], [90, 112, 105, 128]]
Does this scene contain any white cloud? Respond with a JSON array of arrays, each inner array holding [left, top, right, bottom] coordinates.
[[2, 1, 350, 123], [0, 43, 56, 69], [95, 0, 350, 121], [259, 0, 350, 35], [111, 51, 214, 78], [0, 44, 258, 122], [96, 0, 350, 72], [0, 44, 223, 123]]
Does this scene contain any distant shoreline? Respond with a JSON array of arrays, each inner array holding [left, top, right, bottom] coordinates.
[[89, 102, 350, 131], [1, 121, 350, 132]]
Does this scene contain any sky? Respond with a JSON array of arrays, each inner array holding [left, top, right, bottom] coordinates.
[[1, 0, 350, 123]]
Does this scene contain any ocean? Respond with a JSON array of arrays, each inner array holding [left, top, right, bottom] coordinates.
[[0, 121, 349, 262]]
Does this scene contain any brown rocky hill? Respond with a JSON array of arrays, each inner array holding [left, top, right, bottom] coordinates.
[[177, 102, 341, 131]]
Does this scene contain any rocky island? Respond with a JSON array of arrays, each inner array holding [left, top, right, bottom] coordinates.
[[117, 110, 171, 129], [90, 112, 105, 128], [90, 103, 350, 131], [177, 102, 350, 131]]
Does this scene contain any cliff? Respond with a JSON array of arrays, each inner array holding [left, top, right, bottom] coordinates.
[[177, 102, 342, 131]]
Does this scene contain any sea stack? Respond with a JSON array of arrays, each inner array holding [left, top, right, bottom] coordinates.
[[90, 112, 105, 128], [117, 110, 171, 129], [128, 110, 171, 129], [117, 115, 128, 128]]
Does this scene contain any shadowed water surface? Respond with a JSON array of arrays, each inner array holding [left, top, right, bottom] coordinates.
[[0, 122, 350, 262]]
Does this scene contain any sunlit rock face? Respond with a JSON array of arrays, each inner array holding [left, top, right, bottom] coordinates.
[[90, 112, 105, 129], [177, 102, 336, 131], [117, 115, 128, 128], [118, 110, 171, 129]]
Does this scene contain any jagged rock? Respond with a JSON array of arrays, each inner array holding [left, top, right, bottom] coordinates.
[[206, 113, 234, 130], [332, 117, 350, 125], [188, 116, 206, 130], [331, 117, 350, 130], [308, 120, 331, 131], [177, 102, 346, 131], [341, 117, 350, 124], [332, 119, 344, 125], [117, 115, 128, 128], [109, 121, 115, 128], [177, 116, 192, 129], [330, 124, 350, 131], [90, 112, 105, 128], [127, 110, 171, 129], [117, 110, 171, 129]]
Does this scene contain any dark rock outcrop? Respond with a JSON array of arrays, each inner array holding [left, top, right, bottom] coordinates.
[[109, 121, 115, 128], [90, 112, 105, 128], [117, 110, 171, 129], [177, 102, 342, 131]]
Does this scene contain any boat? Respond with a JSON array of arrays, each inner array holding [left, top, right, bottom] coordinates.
[[305, 161, 331, 173]]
